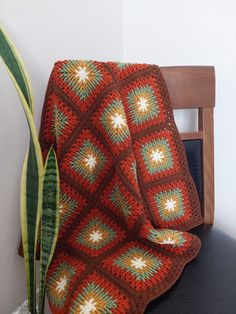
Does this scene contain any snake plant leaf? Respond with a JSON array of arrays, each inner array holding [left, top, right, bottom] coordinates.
[[0, 27, 43, 313], [39, 147, 59, 314], [21, 141, 42, 314], [0, 26, 34, 113]]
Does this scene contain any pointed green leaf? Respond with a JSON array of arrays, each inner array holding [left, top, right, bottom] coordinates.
[[0, 27, 43, 313], [0, 26, 34, 113], [21, 142, 41, 313], [39, 147, 59, 314]]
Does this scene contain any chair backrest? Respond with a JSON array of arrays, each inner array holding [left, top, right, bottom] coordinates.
[[160, 66, 215, 224]]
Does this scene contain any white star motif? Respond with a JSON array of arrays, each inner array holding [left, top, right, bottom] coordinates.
[[137, 97, 149, 112], [160, 236, 176, 245], [59, 204, 64, 213], [130, 257, 147, 269], [111, 113, 126, 129], [75, 66, 89, 82], [84, 154, 97, 170], [151, 149, 164, 163], [79, 298, 97, 314], [55, 275, 67, 293], [165, 198, 177, 212], [89, 230, 103, 243]]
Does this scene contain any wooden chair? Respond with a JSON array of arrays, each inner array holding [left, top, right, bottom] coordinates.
[[145, 67, 236, 314]]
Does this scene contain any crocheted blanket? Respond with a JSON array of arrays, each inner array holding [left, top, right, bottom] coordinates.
[[40, 61, 203, 313]]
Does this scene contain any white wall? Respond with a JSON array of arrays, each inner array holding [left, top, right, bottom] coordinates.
[[1, 0, 236, 312], [124, 0, 236, 239], [0, 1, 123, 312]]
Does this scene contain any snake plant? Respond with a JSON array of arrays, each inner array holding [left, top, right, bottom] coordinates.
[[0, 26, 59, 314]]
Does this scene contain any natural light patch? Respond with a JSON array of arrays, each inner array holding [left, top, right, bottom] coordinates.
[[174, 109, 198, 132]]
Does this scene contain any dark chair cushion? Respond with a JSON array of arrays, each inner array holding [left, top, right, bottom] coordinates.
[[145, 225, 236, 314]]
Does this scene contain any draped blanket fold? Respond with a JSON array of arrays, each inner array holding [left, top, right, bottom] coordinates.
[[40, 61, 203, 313]]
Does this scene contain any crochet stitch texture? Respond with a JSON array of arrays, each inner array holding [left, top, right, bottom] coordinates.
[[40, 61, 203, 313]]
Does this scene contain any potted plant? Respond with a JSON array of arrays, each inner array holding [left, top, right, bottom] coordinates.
[[0, 26, 60, 314]]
